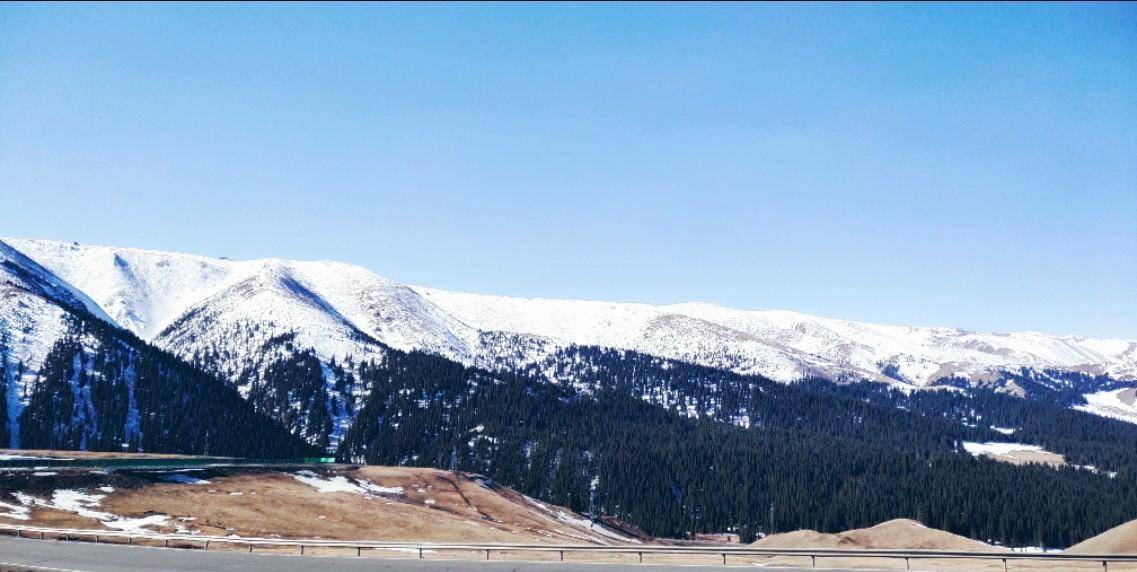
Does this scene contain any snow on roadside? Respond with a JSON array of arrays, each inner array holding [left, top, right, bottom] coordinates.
[[13, 489, 170, 531], [0, 499, 30, 520], [291, 470, 403, 496]]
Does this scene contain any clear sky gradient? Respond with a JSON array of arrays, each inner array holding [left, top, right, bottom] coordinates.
[[2, 3, 1134, 338]]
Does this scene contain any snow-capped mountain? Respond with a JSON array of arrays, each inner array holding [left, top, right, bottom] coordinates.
[[0, 239, 310, 455], [6, 237, 1135, 392], [3, 239, 475, 365], [415, 288, 1137, 386], [0, 239, 115, 384]]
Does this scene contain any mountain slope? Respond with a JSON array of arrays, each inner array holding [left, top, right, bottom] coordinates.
[[0, 240, 311, 456], [415, 287, 1137, 386], [9, 237, 1133, 391], [5, 236, 1136, 438]]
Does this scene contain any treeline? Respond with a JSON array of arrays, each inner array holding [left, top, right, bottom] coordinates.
[[805, 378, 1137, 473], [520, 343, 1137, 470], [337, 348, 1137, 547]]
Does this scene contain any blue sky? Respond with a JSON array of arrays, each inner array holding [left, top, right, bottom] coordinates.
[[1, 3, 1134, 338]]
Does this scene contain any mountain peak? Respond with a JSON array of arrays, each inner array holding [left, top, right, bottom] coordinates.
[[4, 237, 1135, 388]]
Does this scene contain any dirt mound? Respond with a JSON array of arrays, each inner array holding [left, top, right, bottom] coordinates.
[[842, 519, 1001, 551], [1067, 519, 1137, 554], [753, 519, 1001, 552], [751, 529, 853, 549]]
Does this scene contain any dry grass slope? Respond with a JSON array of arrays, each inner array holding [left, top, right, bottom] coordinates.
[[0, 464, 647, 545], [1067, 519, 1137, 554], [753, 519, 1004, 552]]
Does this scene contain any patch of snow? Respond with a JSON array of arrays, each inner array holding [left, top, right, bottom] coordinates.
[[103, 514, 171, 532], [962, 442, 1044, 456], [1009, 546, 1064, 554], [358, 482, 404, 495], [1074, 464, 1119, 478], [0, 499, 30, 520], [1075, 388, 1137, 424], [15, 489, 169, 531], [162, 473, 212, 485], [291, 470, 403, 496]]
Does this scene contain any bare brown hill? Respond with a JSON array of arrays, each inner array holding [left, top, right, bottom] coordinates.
[[753, 519, 1003, 552], [1067, 519, 1137, 554]]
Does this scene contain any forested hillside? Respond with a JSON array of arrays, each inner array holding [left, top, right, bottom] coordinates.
[[2, 313, 313, 458], [337, 348, 1137, 548]]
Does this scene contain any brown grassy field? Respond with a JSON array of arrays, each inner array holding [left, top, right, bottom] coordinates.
[[0, 463, 646, 546]]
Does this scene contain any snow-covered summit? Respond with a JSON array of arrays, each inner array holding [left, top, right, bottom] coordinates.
[[5, 237, 1135, 387], [415, 287, 1137, 385]]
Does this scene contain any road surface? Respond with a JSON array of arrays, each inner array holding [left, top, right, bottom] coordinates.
[[0, 536, 835, 571]]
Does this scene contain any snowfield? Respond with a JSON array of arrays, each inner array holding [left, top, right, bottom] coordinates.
[[416, 287, 1137, 385], [961, 442, 1067, 469], [5, 237, 1133, 391], [962, 442, 1047, 457], [1075, 388, 1137, 424]]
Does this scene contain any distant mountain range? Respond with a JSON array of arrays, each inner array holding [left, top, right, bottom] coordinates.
[[5, 237, 1133, 387]]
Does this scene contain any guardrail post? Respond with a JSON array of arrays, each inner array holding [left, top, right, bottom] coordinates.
[[418, 547, 423, 559], [722, 552, 726, 566], [560, 550, 564, 562], [248, 543, 253, 553], [356, 546, 361, 557], [1104, 560, 1108, 572], [205, 540, 210, 550], [638, 551, 643, 563], [485, 548, 490, 560], [299, 545, 305, 555], [905, 556, 910, 570], [164, 539, 169, 547], [811, 554, 816, 568]]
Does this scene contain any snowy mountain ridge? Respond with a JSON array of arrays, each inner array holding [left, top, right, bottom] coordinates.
[[4, 237, 1135, 391]]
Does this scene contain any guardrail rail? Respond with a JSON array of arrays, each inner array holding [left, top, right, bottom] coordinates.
[[1, 523, 1135, 570]]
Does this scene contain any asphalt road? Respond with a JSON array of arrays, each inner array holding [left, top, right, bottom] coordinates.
[[0, 537, 835, 572]]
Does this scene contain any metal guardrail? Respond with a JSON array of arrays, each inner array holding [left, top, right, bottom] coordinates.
[[1, 523, 1136, 570]]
